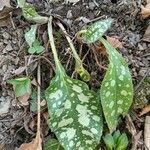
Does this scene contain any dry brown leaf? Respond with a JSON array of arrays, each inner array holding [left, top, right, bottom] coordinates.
[[141, 0, 150, 19], [143, 25, 150, 42], [139, 104, 150, 116], [106, 36, 123, 49], [0, 0, 12, 27], [18, 133, 42, 150], [12, 66, 26, 75], [0, 0, 11, 11], [18, 93, 30, 106], [18, 65, 42, 150]]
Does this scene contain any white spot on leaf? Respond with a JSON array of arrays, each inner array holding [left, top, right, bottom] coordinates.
[[121, 90, 127, 96], [58, 118, 73, 128], [77, 93, 89, 103], [49, 89, 63, 100], [72, 85, 83, 93], [109, 101, 114, 108]]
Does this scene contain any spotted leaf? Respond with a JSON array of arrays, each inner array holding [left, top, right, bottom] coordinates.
[[45, 73, 103, 150], [99, 38, 133, 132], [81, 18, 113, 44]]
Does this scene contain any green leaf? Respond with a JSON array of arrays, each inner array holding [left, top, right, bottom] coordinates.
[[8, 77, 31, 97], [45, 74, 103, 150], [113, 130, 121, 144], [116, 133, 128, 150], [81, 18, 113, 44], [100, 38, 133, 132], [103, 134, 115, 150], [22, 3, 48, 24], [25, 25, 37, 47], [44, 139, 64, 150], [28, 39, 44, 54]]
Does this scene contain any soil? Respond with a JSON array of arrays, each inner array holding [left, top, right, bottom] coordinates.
[[0, 0, 150, 149]]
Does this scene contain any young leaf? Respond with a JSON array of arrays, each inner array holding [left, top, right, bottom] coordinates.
[[103, 134, 115, 150], [45, 16, 103, 150], [28, 40, 44, 54], [100, 37, 133, 132], [44, 139, 64, 150], [116, 133, 128, 150], [113, 130, 121, 144], [80, 18, 113, 44], [25, 25, 37, 47], [8, 77, 31, 97]]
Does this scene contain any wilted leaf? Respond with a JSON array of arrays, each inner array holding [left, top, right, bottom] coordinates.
[[141, 0, 150, 19], [103, 134, 115, 150], [25, 25, 37, 47], [44, 139, 64, 150], [18, 133, 42, 150], [100, 38, 133, 132], [143, 25, 150, 42], [81, 18, 113, 44], [106, 36, 123, 49]]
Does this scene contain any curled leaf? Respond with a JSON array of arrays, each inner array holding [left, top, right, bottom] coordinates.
[[79, 18, 113, 44]]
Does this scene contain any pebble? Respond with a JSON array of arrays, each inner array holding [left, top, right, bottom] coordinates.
[[0, 97, 10, 116], [2, 32, 10, 40]]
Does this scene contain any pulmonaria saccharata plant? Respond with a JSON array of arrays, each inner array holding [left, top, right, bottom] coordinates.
[[15, 1, 133, 148]]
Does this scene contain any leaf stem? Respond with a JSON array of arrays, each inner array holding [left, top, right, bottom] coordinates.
[[48, 16, 63, 74], [56, 22, 81, 64]]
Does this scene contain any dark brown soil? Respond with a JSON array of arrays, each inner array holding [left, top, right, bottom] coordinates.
[[0, 0, 150, 149]]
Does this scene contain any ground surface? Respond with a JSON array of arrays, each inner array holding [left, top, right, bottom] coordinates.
[[0, 0, 150, 149]]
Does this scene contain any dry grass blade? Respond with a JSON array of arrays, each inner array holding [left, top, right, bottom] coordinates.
[[18, 63, 42, 150], [144, 116, 150, 150]]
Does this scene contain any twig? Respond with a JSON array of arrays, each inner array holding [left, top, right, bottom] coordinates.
[[144, 116, 150, 150]]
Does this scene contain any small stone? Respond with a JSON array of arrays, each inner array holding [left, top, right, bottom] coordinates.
[[0, 97, 10, 116], [2, 32, 10, 40], [67, 10, 73, 19]]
